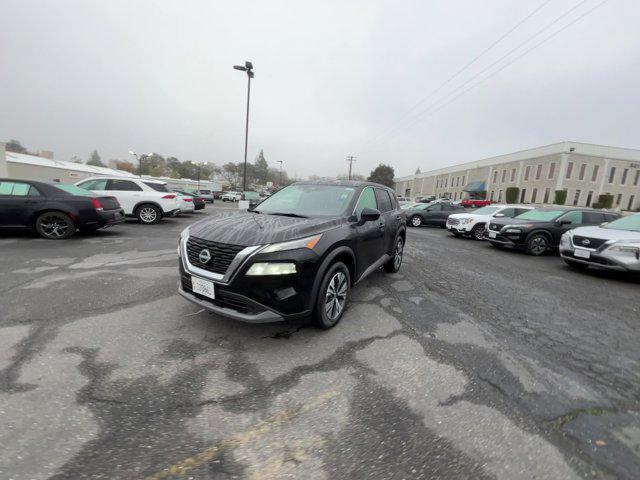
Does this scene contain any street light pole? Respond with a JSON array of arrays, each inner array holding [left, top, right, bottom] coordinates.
[[233, 61, 254, 193], [277, 160, 283, 186], [129, 150, 153, 177]]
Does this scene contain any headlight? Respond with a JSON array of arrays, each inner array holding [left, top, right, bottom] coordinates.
[[180, 227, 190, 239], [262, 234, 322, 253], [608, 243, 640, 257], [246, 262, 297, 276], [560, 233, 570, 246], [505, 228, 522, 234], [460, 218, 472, 224]]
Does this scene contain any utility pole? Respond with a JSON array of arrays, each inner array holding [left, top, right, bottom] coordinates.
[[277, 160, 283, 186], [233, 61, 254, 192], [346, 155, 357, 180]]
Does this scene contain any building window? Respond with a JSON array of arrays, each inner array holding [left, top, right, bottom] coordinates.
[[592, 165, 599, 182], [635, 170, 640, 186], [520, 188, 527, 203], [621, 168, 628, 185], [578, 164, 586, 180], [628, 195, 636, 211], [531, 188, 537, 203], [501, 170, 506, 183], [608, 167, 616, 183], [524, 166, 531, 181], [493, 171, 498, 183], [510, 168, 516, 182], [586, 191, 593, 207], [543, 188, 550, 203], [573, 189, 581, 206], [566, 162, 574, 179], [445, 178, 448, 188], [461, 176, 465, 185], [490, 190, 495, 201], [498, 190, 503, 202], [548, 163, 556, 179], [535, 164, 542, 180], [616, 193, 622, 206]]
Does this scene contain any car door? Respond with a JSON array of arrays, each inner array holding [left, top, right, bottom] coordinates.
[[0, 181, 45, 226], [374, 188, 397, 254], [354, 186, 386, 275], [421, 204, 442, 225], [105, 179, 143, 214]]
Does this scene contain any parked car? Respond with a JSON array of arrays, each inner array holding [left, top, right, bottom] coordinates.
[[221, 191, 243, 202], [400, 202, 421, 209], [170, 190, 196, 213], [396, 196, 411, 202], [213, 191, 223, 200], [243, 191, 261, 209], [485, 207, 621, 255], [460, 198, 491, 208], [178, 181, 406, 329], [76, 176, 181, 224], [174, 190, 206, 210], [0, 178, 124, 239], [406, 202, 464, 227], [560, 213, 640, 272], [194, 189, 214, 203], [447, 204, 534, 240]]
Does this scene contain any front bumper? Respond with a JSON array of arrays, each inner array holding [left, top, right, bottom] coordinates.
[[560, 247, 640, 272], [446, 223, 471, 233]]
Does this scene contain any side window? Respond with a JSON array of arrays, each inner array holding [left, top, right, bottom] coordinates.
[[28, 186, 41, 196], [428, 204, 443, 212], [108, 180, 143, 191], [78, 179, 108, 190], [354, 187, 377, 217], [0, 181, 16, 195], [374, 188, 392, 212], [559, 211, 583, 225], [514, 208, 530, 216], [498, 208, 515, 217], [604, 213, 619, 222], [0, 181, 35, 196], [583, 212, 604, 224]]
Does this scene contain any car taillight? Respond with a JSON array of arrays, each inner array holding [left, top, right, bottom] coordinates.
[[91, 198, 103, 211], [162, 195, 176, 199], [183, 198, 193, 202]]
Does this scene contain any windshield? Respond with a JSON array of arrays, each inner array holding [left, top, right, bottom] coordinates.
[[51, 183, 94, 196], [604, 215, 640, 232], [474, 206, 501, 215], [255, 184, 356, 217], [515, 209, 564, 221]]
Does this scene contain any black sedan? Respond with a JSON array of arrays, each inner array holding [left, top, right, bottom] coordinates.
[[0, 178, 125, 239], [406, 202, 465, 227], [485, 207, 620, 255], [173, 190, 206, 210]]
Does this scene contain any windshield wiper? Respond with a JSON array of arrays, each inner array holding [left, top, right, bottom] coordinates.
[[268, 212, 308, 218]]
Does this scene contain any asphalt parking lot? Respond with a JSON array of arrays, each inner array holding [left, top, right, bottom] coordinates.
[[1, 205, 639, 480]]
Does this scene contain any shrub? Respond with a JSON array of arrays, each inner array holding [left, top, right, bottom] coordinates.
[[592, 202, 602, 209], [505, 187, 519, 204], [596, 194, 614, 209], [553, 190, 568, 205]]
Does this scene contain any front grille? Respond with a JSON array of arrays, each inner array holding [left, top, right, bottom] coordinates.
[[186, 236, 244, 275], [572, 235, 607, 250], [448, 218, 460, 225]]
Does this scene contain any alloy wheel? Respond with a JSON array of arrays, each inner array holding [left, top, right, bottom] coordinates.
[[474, 225, 485, 240], [394, 238, 404, 269], [325, 271, 347, 321], [139, 207, 158, 223], [38, 214, 70, 239], [530, 236, 547, 255], [411, 216, 422, 227]]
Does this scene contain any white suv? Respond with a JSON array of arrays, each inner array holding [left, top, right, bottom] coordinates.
[[75, 177, 181, 224], [446, 204, 534, 240], [221, 191, 242, 202]]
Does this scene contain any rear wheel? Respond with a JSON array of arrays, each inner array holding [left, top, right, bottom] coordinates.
[[384, 237, 404, 273], [35, 211, 75, 239], [136, 204, 161, 224], [410, 215, 422, 227], [525, 233, 549, 256], [564, 259, 589, 271], [471, 224, 486, 241], [313, 262, 350, 329]]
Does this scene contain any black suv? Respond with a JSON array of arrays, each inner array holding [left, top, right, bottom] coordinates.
[[178, 181, 406, 328], [485, 206, 620, 255]]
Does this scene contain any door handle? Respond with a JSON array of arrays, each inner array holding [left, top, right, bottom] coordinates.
[[378, 222, 385, 229], [395, 215, 401, 220]]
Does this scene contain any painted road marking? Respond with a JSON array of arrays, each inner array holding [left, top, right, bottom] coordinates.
[[145, 390, 339, 479]]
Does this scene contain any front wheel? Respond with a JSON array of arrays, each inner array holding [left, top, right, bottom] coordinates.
[[35, 211, 75, 239], [410, 215, 422, 227], [525, 233, 549, 256], [313, 262, 350, 329], [471, 224, 486, 241], [384, 237, 404, 273]]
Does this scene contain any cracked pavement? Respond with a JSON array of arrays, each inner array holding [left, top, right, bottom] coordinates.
[[1, 208, 639, 479]]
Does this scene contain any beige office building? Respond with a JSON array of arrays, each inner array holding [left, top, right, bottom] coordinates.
[[394, 142, 640, 211]]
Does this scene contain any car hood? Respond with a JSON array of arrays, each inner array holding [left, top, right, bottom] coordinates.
[[569, 225, 640, 241], [187, 211, 344, 246]]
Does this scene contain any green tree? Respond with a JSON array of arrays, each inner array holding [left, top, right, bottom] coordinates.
[[553, 189, 568, 205], [113, 160, 136, 173], [505, 187, 519, 204], [367, 164, 395, 188], [253, 150, 269, 184], [5, 139, 28, 154], [87, 149, 104, 167]]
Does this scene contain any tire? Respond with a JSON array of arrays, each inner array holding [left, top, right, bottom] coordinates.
[[525, 233, 550, 256], [136, 204, 162, 224], [313, 262, 350, 329], [384, 236, 404, 273], [410, 215, 422, 227], [471, 224, 486, 241], [35, 211, 75, 239], [564, 259, 589, 271]]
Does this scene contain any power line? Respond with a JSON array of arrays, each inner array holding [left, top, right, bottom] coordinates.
[[368, 0, 608, 145], [346, 155, 357, 180], [362, 0, 593, 152]]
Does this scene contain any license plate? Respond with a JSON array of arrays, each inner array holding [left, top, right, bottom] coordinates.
[[574, 248, 591, 259], [488, 231, 497, 239], [191, 276, 216, 299]]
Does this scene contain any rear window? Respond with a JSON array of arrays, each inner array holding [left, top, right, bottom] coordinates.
[[143, 182, 170, 193], [51, 184, 93, 196]]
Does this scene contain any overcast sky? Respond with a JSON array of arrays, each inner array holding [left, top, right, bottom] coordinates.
[[1, 0, 639, 179]]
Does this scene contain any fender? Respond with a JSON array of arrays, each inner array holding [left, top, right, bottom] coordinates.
[[309, 246, 356, 309], [132, 201, 164, 216], [525, 228, 555, 246]]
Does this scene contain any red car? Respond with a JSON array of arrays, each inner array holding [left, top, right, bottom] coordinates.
[[460, 199, 491, 208]]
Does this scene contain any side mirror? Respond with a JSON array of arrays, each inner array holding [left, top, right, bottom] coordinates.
[[558, 220, 571, 225], [600, 222, 609, 227], [494, 213, 505, 218], [360, 207, 381, 223]]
